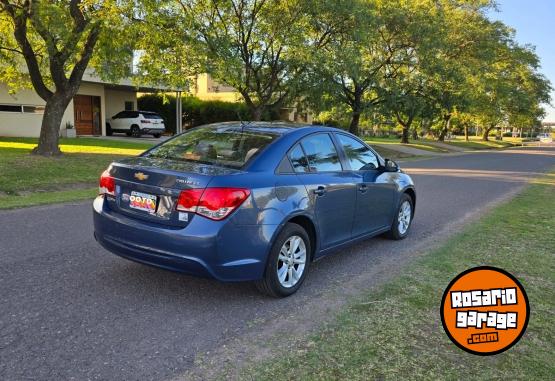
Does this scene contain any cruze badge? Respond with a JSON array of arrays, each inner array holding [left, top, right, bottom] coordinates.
[[134, 172, 149, 181]]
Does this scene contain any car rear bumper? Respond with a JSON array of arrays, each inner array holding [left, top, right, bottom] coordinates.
[[93, 196, 275, 281], [140, 127, 165, 134]]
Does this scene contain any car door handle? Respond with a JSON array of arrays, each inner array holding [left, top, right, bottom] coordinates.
[[359, 184, 368, 192], [313, 186, 326, 196]]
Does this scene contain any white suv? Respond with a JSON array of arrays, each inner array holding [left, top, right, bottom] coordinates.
[[106, 111, 166, 138]]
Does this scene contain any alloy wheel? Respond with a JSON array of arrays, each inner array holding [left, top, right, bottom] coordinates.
[[398, 200, 412, 235], [276, 235, 307, 288]]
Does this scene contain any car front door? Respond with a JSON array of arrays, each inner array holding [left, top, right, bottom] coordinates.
[[290, 133, 357, 251], [111, 111, 125, 130], [335, 133, 396, 237]]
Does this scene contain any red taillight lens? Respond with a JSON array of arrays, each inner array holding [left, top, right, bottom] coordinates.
[[176, 188, 250, 220], [99, 170, 115, 196], [176, 189, 204, 212]]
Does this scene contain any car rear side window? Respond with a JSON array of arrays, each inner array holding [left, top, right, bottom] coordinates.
[[288, 144, 309, 173], [142, 113, 163, 119], [336, 134, 379, 170], [300, 134, 342, 172]]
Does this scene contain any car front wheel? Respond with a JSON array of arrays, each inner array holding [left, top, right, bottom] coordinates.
[[386, 193, 414, 240], [256, 223, 311, 297]]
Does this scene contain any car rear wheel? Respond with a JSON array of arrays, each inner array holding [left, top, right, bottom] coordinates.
[[131, 125, 141, 138], [256, 223, 311, 297], [152, 133, 161, 138], [106, 123, 113, 136], [386, 193, 413, 240]]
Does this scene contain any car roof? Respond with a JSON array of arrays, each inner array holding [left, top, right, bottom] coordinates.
[[198, 121, 341, 136]]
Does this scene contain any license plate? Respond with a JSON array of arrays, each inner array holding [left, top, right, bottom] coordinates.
[[129, 191, 157, 214]]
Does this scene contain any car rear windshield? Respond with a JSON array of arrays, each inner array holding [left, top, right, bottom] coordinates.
[[141, 113, 163, 119], [145, 125, 279, 168]]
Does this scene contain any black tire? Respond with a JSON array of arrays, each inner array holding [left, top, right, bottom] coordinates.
[[255, 223, 311, 297], [125, 131, 132, 136], [386, 193, 414, 240], [152, 133, 161, 138], [130, 125, 141, 138], [106, 123, 113, 136]]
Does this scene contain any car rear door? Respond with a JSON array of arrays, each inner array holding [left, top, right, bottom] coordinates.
[[291, 133, 357, 250], [335, 133, 396, 237]]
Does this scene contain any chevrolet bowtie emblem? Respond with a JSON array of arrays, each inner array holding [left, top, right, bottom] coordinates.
[[134, 172, 149, 181]]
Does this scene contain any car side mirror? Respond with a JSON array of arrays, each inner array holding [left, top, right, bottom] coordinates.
[[383, 158, 399, 172]]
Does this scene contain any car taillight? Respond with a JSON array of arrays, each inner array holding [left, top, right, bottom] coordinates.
[[99, 170, 115, 196], [176, 188, 250, 220], [176, 189, 204, 212]]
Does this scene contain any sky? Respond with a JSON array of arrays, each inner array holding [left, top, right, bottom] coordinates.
[[487, 0, 555, 122]]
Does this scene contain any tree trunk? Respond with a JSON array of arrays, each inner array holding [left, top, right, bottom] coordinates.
[[349, 111, 361, 136], [396, 112, 413, 144], [438, 114, 451, 142], [400, 125, 409, 144], [482, 124, 495, 141], [250, 106, 263, 121], [32, 94, 72, 156], [349, 89, 363, 136], [464, 124, 469, 142]]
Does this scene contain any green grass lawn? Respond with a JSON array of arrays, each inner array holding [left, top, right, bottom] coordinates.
[[445, 136, 522, 150], [0, 137, 154, 209], [365, 136, 450, 153], [242, 170, 555, 380], [371, 146, 426, 161]]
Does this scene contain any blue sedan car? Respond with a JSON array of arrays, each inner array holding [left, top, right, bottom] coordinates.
[[93, 122, 415, 296]]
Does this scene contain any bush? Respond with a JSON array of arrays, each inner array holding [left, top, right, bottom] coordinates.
[[138, 94, 250, 134]]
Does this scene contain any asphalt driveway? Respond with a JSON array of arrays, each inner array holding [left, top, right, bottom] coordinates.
[[1, 146, 554, 380]]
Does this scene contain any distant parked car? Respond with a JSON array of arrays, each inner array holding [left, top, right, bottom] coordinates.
[[93, 122, 416, 297], [106, 111, 165, 138], [538, 133, 553, 143]]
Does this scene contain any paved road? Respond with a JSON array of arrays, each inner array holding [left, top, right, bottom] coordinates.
[[1, 146, 554, 380]]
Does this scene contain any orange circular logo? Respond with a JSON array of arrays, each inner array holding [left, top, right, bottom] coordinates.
[[441, 266, 529, 355]]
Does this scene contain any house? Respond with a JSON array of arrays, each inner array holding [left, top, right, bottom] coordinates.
[[190, 73, 241, 103], [190, 73, 313, 124], [0, 70, 166, 138]]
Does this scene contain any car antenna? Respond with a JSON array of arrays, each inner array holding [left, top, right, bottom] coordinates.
[[237, 110, 252, 132]]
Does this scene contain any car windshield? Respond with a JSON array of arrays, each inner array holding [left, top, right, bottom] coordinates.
[[145, 125, 279, 168]]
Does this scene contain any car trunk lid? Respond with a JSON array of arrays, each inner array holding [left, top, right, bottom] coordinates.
[[106, 157, 241, 227]]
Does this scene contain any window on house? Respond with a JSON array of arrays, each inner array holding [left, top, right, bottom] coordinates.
[[0, 104, 22, 113], [124, 101, 134, 111], [22, 105, 45, 114]]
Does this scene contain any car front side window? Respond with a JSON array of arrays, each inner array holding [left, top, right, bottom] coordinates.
[[336, 134, 379, 171]]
